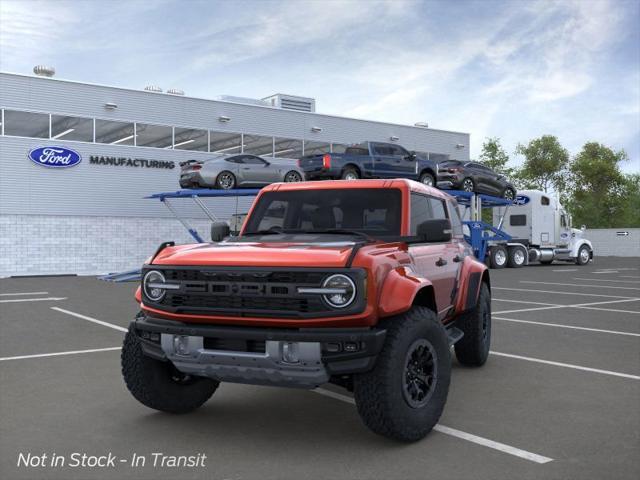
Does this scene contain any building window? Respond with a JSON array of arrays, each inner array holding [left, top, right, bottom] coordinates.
[[95, 119, 135, 145], [303, 140, 331, 156], [135, 123, 173, 148], [173, 127, 208, 151], [274, 137, 303, 159], [243, 134, 273, 156], [3, 110, 49, 138], [51, 114, 94, 142], [210, 131, 242, 154]]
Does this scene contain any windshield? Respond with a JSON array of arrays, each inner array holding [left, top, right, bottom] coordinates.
[[242, 188, 402, 239]]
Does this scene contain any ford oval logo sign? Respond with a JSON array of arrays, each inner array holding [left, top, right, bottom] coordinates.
[[514, 195, 530, 206], [28, 146, 82, 168]]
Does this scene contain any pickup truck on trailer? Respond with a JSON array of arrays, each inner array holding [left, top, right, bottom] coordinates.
[[122, 179, 491, 441], [298, 141, 439, 187]]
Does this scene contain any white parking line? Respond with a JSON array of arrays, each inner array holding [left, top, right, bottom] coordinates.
[[552, 269, 578, 272], [51, 307, 128, 333], [574, 306, 640, 315], [520, 281, 640, 291], [0, 291, 49, 296], [620, 276, 640, 279], [494, 298, 640, 315], [0, 297, 67, 303], [0, 347, 121, 362], [313, 388, 553, 464], [572, 278, 640, 284], [593, 271, 619, 274], [490, 351, 640, 380], [493, 316, 640, 337], [493, 298, 558, 306], [493, 287, 637, 299]]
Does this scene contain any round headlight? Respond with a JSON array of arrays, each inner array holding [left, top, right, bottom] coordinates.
[[322, 274, 356, 308], [143, 270, 166, 302]]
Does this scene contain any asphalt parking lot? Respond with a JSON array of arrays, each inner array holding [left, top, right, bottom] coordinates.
[[1, 257, 639, 480]]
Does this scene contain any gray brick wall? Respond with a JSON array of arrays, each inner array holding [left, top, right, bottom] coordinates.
[[0, 214, 214, 277], [587, 228, 640, 257]]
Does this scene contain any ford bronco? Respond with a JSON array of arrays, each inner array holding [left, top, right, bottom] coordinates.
[[122, 179, 491, 441]]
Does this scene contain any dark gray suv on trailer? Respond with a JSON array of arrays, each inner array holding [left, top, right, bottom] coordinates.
[[436, 160, 516, 199]]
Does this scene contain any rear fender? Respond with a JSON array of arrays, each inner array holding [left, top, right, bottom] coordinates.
[[378, 266, 435, 317], [454, 256, 490, 314]]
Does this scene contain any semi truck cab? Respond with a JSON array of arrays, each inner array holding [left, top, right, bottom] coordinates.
[[492, 190, 593, 266]]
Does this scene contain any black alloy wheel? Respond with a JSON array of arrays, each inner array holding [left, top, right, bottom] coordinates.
[[403, 339, 438, 408]]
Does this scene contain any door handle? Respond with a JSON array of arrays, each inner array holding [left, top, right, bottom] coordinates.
[[453, 255, 462, 263], [436, 257, 447, 267], [242, 167, 251, 170]]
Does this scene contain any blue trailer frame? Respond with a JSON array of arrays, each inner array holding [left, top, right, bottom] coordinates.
[[442, 190, 514, 262]]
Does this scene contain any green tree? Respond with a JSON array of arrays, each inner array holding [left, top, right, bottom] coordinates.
[[618, 174, 640, 227], [515, 135, 569, 193], [566, 142, 632, 228], [479, 137, 514, 177]]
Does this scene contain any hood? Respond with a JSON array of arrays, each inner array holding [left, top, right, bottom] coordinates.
[[152, 241, 356, 268]]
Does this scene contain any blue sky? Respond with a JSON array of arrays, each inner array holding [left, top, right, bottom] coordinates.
[[1, 0, 638, 172]]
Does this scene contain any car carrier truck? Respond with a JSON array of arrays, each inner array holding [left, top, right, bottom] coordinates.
[[487, 189, 594, 268]]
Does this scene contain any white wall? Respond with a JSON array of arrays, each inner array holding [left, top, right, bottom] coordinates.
[[587, 228, 640, 257]]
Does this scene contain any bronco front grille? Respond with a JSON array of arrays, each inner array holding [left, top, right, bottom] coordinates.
[[142, 266, 367, 319]]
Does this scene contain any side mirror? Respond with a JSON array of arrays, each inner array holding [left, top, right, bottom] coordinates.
[[211, 221, 230, 242], [581, 225, 586, 231], [417, 219, 452, 243], [406, 151, 417, 160]]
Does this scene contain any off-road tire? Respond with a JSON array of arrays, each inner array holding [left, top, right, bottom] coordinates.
[[454, 283, 491, 366], [353, 306, 451, 442], [121, 326, 219, 413], [489, 245, 508, 269], [576, 245, 590, 265], [341, 167, 360, 180], [419, 172, 435, 187]]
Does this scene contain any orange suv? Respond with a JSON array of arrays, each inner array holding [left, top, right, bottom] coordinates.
[[122, 179, 491, 441]]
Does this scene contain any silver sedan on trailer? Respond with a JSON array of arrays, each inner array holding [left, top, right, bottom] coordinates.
[[179, 154, 304, 189]]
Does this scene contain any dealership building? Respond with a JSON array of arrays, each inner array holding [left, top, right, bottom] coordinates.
[[0, 69, 470, 277]]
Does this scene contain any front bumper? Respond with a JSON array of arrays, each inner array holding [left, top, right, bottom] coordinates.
[[436, 173, 463, 190], [133, 314, 386, 389]]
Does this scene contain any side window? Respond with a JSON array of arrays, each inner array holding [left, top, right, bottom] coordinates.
[[226, 156, 242, 164], [541, 196, 550, 206], [410, 194, 432, 235], [373, 144, 392, 155], [428, 198, 447, 220], [447, 200, 464, 237], [242, 155, 266, 165], [561, 215, 567, 227], [389, 145, 409, 157], [510, 215, 527, 226]]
